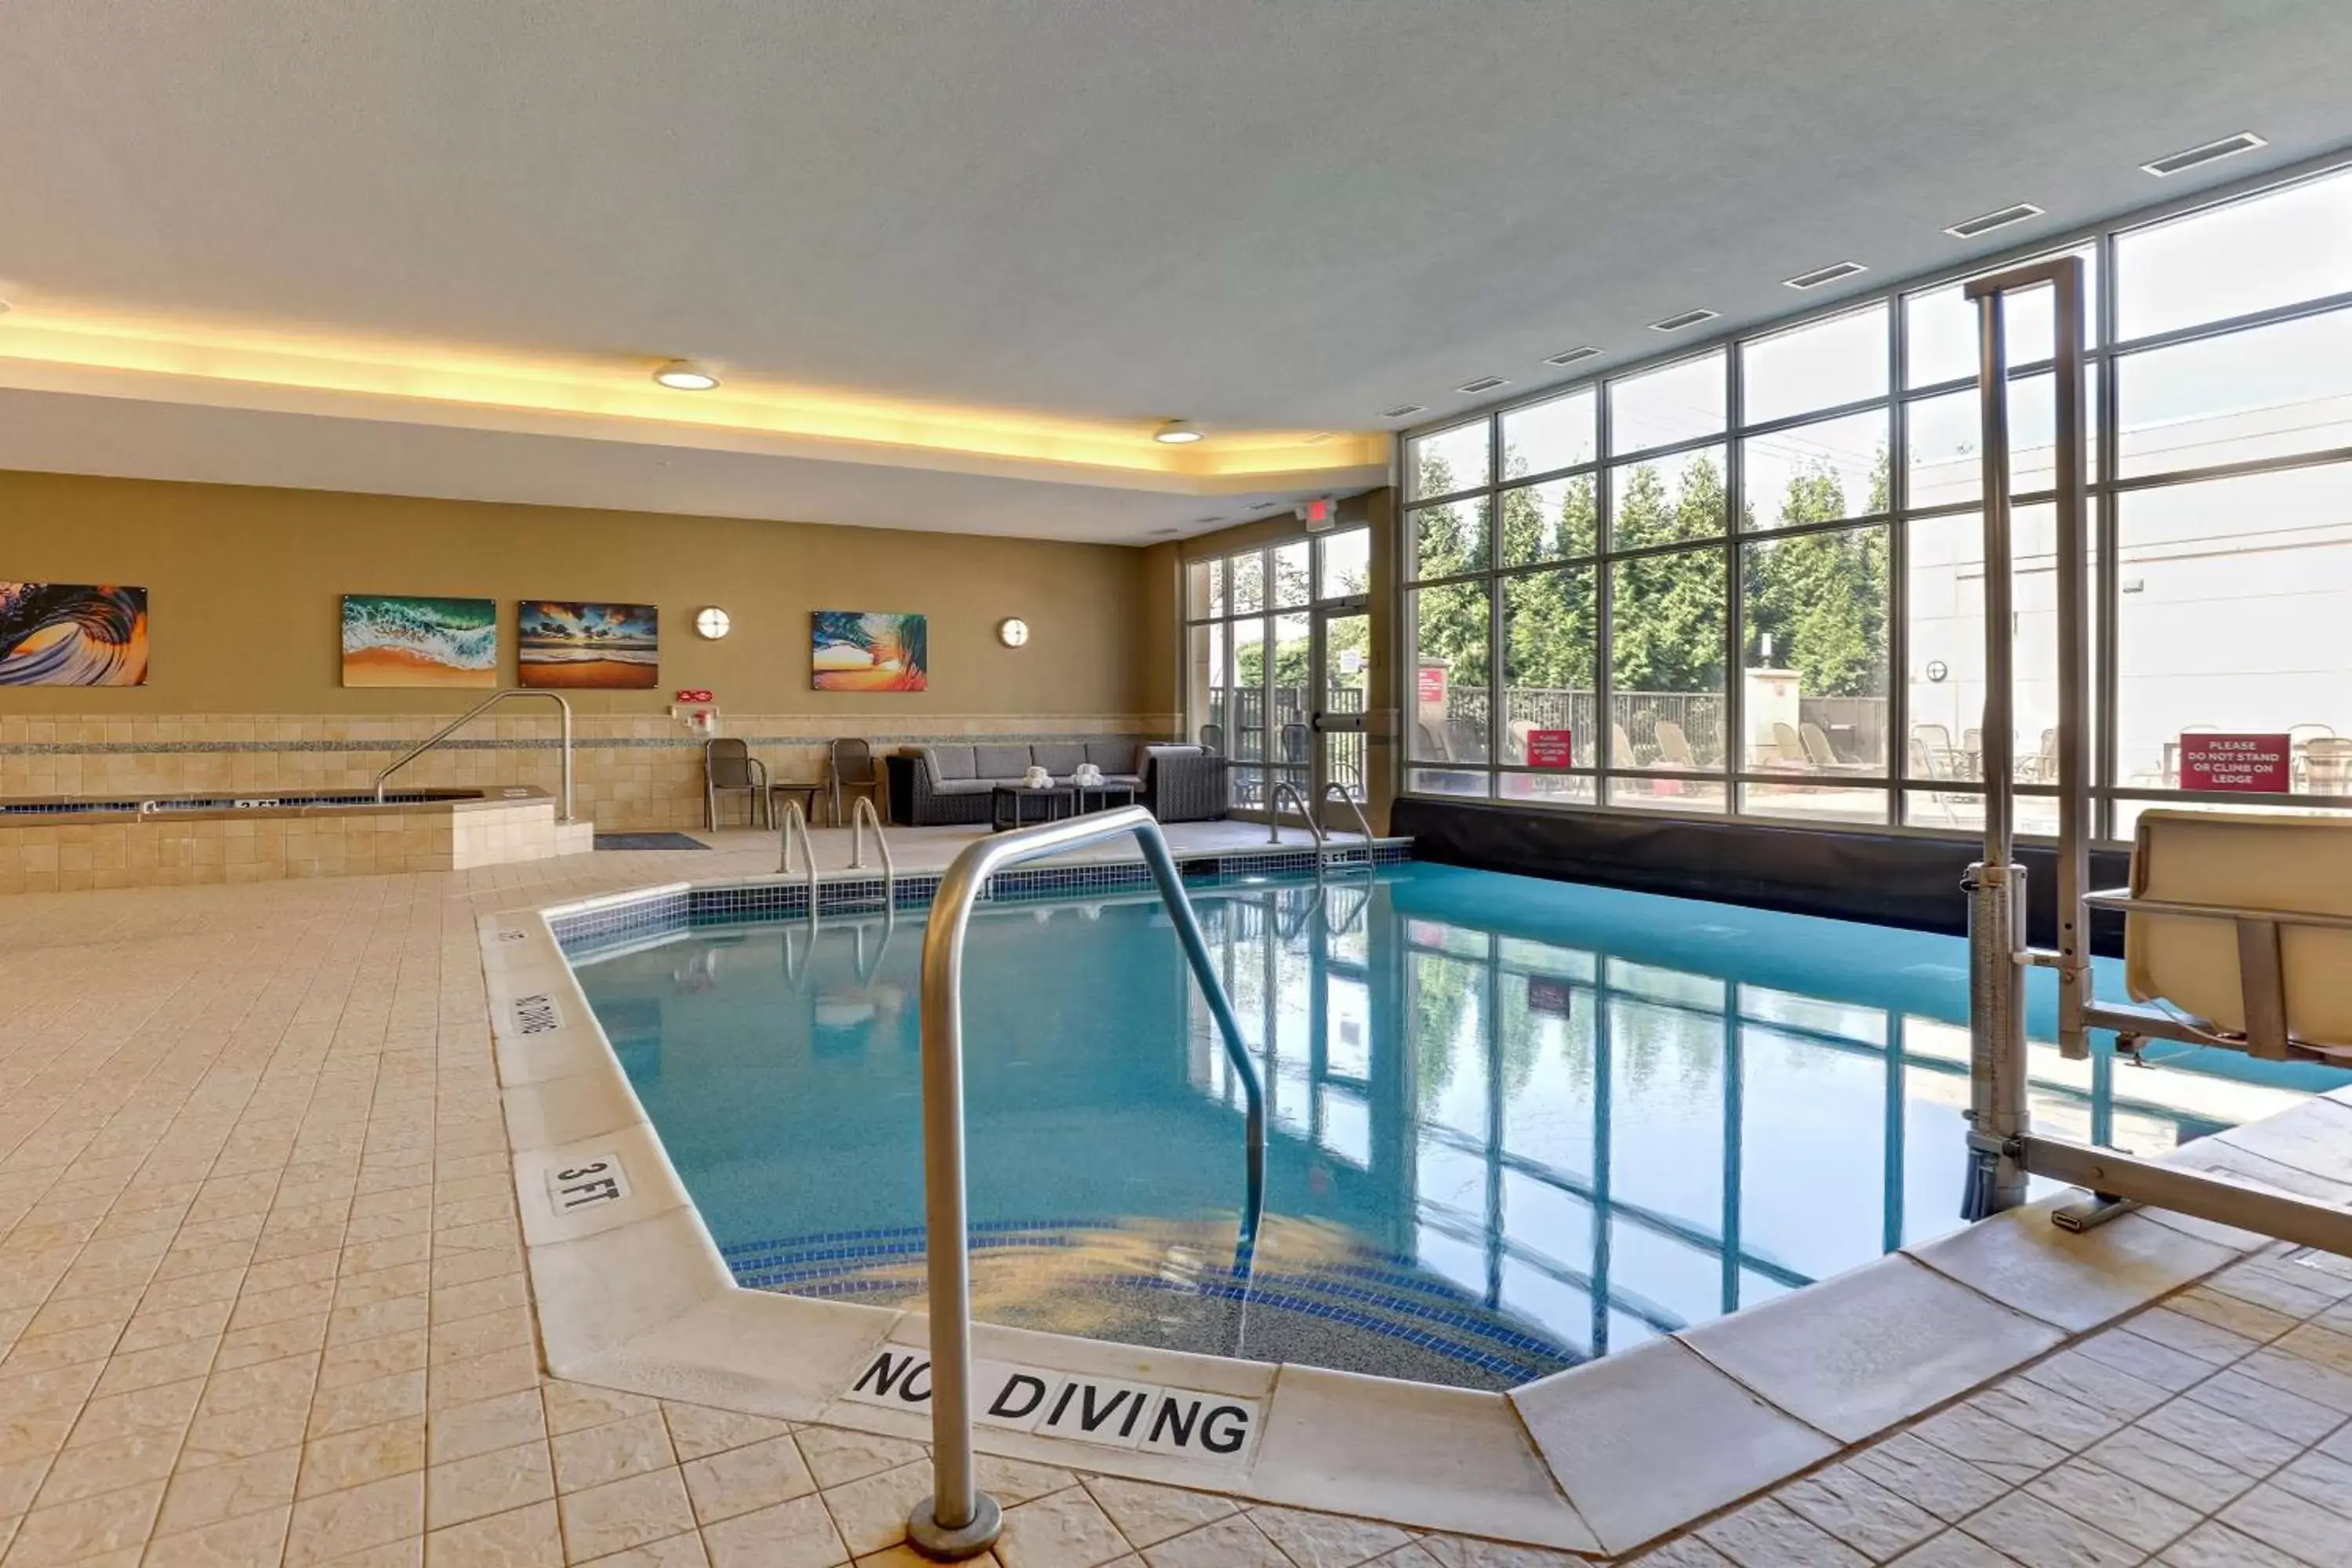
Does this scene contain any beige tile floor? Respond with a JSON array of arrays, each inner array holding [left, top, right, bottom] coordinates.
[[2, 832, 2350, 1566]]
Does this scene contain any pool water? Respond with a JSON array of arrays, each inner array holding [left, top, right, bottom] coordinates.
[[568, 864, 2347, 1391]]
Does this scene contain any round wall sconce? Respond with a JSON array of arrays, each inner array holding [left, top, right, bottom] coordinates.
[[997, 617, 1030, 648], [695, 607, 732, 640]]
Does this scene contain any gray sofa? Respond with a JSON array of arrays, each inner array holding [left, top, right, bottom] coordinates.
[[894, 740, 1227, 826]]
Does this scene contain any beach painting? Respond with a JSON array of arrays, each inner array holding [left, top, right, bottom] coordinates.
[[0, 583, 149, 686], [811, 610, 927, 692], [340, 595, 497, 688], [517, 601, 659, 689]]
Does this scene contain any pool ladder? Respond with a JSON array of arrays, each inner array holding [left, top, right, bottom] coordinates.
[[776, 797, 898, 985], [905, 805, 1265, 1560], [1265, 780, 1378, 874]]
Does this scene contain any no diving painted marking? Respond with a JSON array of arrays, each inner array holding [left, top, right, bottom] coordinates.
[[839, 1348, 1259, 1463]]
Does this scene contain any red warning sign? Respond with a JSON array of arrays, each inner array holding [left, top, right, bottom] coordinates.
[[2179, 733, 2290, 793]]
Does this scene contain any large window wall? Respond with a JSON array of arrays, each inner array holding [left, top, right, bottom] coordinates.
[[1403, 159, 2352, 840]]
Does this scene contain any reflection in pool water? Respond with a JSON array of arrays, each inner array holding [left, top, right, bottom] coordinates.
[[569, 865, 2345, 1391]]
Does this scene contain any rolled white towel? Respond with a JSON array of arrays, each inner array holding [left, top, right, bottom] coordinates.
[[1073, 763, 1104, 786], [1021, 765, 1053, 789]]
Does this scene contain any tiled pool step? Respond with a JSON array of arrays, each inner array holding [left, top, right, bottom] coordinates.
[[719, 1219, 1577, 1386]]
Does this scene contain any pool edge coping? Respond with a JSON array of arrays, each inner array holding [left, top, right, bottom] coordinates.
[[481, 866, 2352, 1559]]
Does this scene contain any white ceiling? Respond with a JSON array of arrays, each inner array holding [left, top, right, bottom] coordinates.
[[4, 0, 2350, 537]]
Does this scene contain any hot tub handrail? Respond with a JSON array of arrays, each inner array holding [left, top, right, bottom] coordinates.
[[908, 804, 1265, 1561], [373, 689, 574, 821]]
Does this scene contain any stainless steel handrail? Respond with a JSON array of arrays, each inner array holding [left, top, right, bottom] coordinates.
[[906, 805, 1266, 1560], [776, 797, 815, 884], [372, 689, 574, 819], [1320, 782, 1377, 866], [848, 795, 895, 910], [1266, 780, 1325, 851]]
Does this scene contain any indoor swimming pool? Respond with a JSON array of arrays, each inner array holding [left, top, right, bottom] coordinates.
[[567, 864, 2351, 1392]]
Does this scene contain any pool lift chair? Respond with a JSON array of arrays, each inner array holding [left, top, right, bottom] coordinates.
[[1960, 256, 2352, 1254]]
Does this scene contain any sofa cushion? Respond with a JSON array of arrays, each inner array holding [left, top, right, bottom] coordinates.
[[974, 743, 1033, 779], [932, 779, 996, 796], [1033, 742, 1087, 776], [1085, 740, 1140, 773], [925, 744, 977, 781]]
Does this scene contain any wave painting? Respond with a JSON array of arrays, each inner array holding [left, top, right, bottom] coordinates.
[[0, 583, 149, 687], [341, 595, 497, 688], [517, 601, 659, 689], [812, 610, 927, 692]]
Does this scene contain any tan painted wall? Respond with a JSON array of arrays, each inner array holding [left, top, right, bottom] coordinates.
[[0, 470, 1174, 830], [0, 470, 1156, 717]]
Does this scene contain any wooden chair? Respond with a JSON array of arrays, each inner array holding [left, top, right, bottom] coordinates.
[[703, 739, 769, 830]]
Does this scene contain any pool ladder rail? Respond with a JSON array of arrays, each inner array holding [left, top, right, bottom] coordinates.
[[905, 804, 1267, 1560], [372, 688, 575, 820], [776, 797, 898, 986], [1265, 780, 1379, 875]]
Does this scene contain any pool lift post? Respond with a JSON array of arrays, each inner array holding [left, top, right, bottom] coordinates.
[[906, 806, 1265, 1560], [1961, 256, 2352, 1253]]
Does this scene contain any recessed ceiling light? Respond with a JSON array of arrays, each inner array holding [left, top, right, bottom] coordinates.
[[2142, 132, 2267, 177], [1944, 203, 2044, 239], [1455, 376, 1509, 394], [1154, 527, 1189, 537], [1648, 309, 1720, 333], [1543, 346, 1602, 367], [1380, 404, 1427, 420], [652, 359, 720, 390], [1153, 419, 1203, 445], [1782, 260, 1869, 291]]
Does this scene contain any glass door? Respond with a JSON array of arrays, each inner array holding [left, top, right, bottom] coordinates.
[[1315, 610, 1372, 822]]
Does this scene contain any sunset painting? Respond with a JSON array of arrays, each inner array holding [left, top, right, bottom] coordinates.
[[811, 610, 927, 692], [517, 601, 659, 688], [0, 583, 149, 686], [341, 595, 497, 688]]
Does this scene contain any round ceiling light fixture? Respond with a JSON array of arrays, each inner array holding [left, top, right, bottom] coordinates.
[[997, 617, 1030, 648], [1152, 419, 1203, 445], [653, 359, 721, 391]]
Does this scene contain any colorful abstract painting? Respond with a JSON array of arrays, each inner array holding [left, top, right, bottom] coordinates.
[[811, 610, 927, 692], [0, 583, 149, 687], [517, 601, 659, 689], [340, 595, 497, 688]]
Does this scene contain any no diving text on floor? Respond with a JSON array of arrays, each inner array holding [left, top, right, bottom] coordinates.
[[840, 1348, 1259, 1462]]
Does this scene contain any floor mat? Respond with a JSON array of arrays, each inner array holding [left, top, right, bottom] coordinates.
[[593, 832, 712, 851]]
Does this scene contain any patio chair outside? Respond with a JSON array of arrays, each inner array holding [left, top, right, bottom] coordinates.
[[2306, 738, 2352, 796], [1656, 720, 1701, 769], [704, 738, 769, 830]]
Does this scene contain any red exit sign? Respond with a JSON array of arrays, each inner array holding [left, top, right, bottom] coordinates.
[[2180, 732, 2290, 793]]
